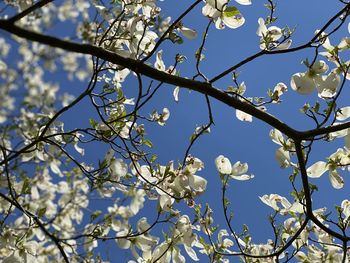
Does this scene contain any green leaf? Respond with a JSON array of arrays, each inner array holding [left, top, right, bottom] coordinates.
[[89, 118, 98, 129], [91, 210, 102, 221], [21, 177, 30, 194], [223, 6, 240, 17], [143, 139, 153, 148], [150, 154, 157, 163], [37, 207, 46, 218]]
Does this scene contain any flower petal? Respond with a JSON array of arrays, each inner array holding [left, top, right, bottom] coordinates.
[[231, 161, 248, 176], [329, 170, 344, 189], [270, 129, 284, 146], [336, 107, 350, 121], [275, 147, 290, 168], [180, 27, 197, 39], [236, 109, 252, 122], [257, 18, 267, 36], [311, 60, 329, 74], [223, 13, 245, 29], [315, 72, 340, 99], [215, 155, 232, 174], [306, 161, 328, 178], [173, 86, 180, 102], [235, 0, 252, 5], [230, 174, 254, 181], [290, 72, 315, 95]]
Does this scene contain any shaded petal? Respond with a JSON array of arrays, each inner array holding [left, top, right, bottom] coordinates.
[[275, 147, 290, 168], [184, 244, 199, 261], [329, 170, 344, 189], [202, 4, 221, 18], [231, 161, 248, 176], [223, 14, 245, 29], [315, 72, 340, 99], [328, 123, 348, 140], [230, 174, 254, 181], [306, 161, 328, 178], [270, 129, 284, 146], [290, 72, 315, 95], [336, 106, 350, 121], [257, 18, 267, 36], [236, 109, 252, 122], [311, 60, 329, 74], [173, 86, 180, 102], [189, 174, 207, 193], [172, 248, 186, 263], [235, 0, 252, 5], [180, 27, 197, 39], [275, 39, 292, 50], [215, 155, 232, 174], [345, 133, 350, 150], [154, 50, 165, 71]]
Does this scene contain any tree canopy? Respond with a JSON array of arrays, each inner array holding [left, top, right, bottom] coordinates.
[[1, 0, 350, 262]]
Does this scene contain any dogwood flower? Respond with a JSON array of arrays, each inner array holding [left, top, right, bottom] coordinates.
[[109, 158, 128, 181], [307, 159, 344, 189], [290, 72, 315, 95], [327, 109, 350, 149], [259, 194, 304, 214], [202, 0, 245, 29], [257, 18, 291, 50], [270, 129, 296, 168], [315, 71, 340, 99], [291, 60, 339, 98], [272, 82, 288, 103], [151, 108, 170, 126], [215, 155, 232, 174], [215, 155, 253, 180], [230, 161, 254, 180]]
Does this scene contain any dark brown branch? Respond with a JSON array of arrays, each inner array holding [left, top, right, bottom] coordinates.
[[1, 18, 350, 144], [0, 20, 300, 137], [8, 0, 54, 23], [295, 141, 350, 242]]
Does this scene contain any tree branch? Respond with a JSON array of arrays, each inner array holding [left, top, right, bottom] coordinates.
[[8, 0, 54, 23], [1, 18, 349, 143]]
